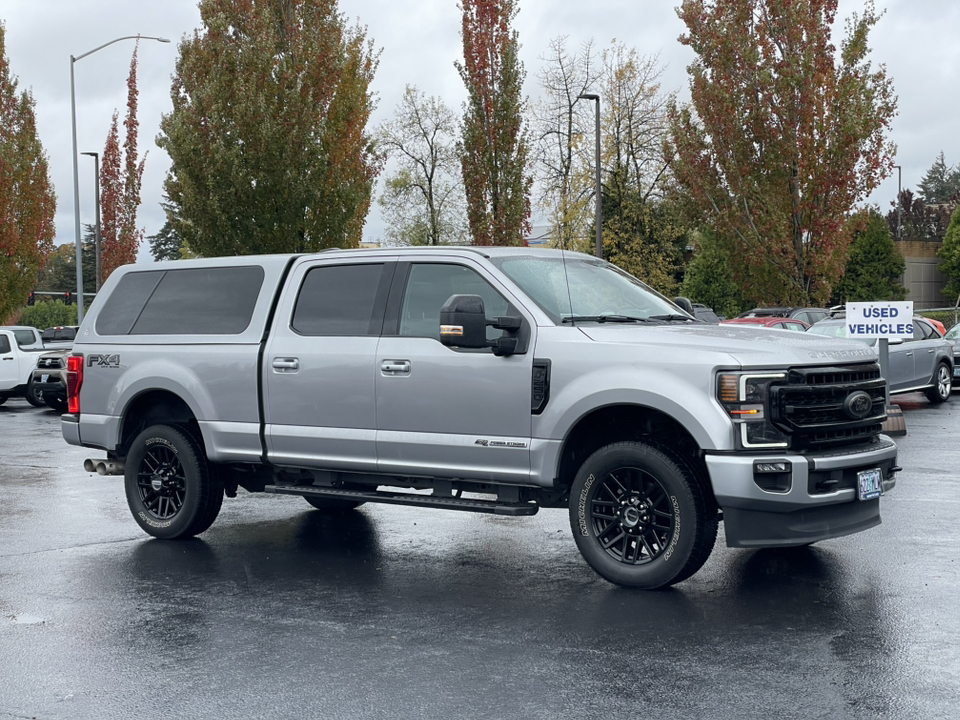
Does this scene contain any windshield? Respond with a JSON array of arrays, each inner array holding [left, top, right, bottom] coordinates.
[[945, 324, 960, 340], [807, 321, 877, 347], [491, 254, 687, 324]]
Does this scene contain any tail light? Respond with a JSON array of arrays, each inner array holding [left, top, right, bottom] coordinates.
[[67, 354, 84, 414]]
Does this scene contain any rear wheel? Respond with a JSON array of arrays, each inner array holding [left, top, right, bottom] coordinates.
[[569, 441, 718, 589], [925, 362, 952, 403], [124, 424, 223, 539]]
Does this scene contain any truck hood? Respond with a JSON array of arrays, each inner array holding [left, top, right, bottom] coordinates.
[[577, 323, 878, 368]]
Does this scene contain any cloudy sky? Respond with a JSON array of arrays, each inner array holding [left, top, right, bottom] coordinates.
[[1, 0, 957, 261]]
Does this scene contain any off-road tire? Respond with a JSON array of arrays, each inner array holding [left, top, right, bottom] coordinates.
[[569, 441, 718, 589], [124, 424, 223, 539]]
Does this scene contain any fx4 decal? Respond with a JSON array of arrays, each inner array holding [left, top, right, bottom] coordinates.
[[87, 354, 121, 368]]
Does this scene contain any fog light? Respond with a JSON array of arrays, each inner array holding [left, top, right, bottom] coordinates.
[[752, 459, 791, 493], [755, 461, 789, 473]]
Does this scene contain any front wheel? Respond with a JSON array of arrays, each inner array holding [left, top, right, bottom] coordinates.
[[925, 362, 952, 403], [568, 442, 718, 589], [25, 378, 45, 407], [124, 424, 223, 539]]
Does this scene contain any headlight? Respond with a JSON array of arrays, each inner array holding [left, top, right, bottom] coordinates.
[[718, 371, 789, 449]]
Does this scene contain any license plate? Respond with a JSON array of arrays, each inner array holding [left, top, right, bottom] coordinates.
[[858, 468, 883, 501], [41, 374, 49, 383], [954, 366, 960, 378]]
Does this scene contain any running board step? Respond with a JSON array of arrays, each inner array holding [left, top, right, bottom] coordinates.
[[264, 485, 539, 516]]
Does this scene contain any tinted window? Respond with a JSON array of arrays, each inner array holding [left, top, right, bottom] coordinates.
[[0, 335, 10, 354], [41, 327, 77, 341], [400, 263, 509, 340], [13, 330, 36, 346], [915, 319, 936, 340], [130, 267, 264, 335], [96, 271, 164, 335], [292, 263, 385, 336]]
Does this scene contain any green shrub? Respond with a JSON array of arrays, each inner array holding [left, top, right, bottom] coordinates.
[[17, 300, 78, 329]]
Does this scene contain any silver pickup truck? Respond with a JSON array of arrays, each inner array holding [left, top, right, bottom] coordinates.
[[62, 248, 898, 588]]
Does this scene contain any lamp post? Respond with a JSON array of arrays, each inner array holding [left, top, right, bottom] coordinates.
[[895, 165, 902, 240], [71, 35, 170, 323], [577, 93, 602, 259], [80, 152, 102, 291]]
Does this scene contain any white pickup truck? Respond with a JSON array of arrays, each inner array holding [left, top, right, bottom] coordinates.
[[0, 329, 45, 407]]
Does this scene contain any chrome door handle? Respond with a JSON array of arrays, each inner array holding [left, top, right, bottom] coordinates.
[[381, 360, 411, 375], [905, 351, 913, 356], [272, 357, 299, 373]]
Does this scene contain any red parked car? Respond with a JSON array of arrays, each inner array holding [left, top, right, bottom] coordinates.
[[720, 317, 810, 332]]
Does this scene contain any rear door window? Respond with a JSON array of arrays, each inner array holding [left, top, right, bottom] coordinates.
[[292, 263, 389, 336], [0, 335, 10, 354]]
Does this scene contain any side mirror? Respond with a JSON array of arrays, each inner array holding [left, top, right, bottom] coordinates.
[[439, 294, 523, 356], [674, 296, 695, 315], [440, 294, 488, 349], [887, 337, 905, 345]]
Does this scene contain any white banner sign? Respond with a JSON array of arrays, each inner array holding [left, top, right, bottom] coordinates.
[[845, 301, 914, 339]]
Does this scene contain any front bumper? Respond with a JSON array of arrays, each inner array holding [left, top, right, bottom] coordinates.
[[31, 376, 66, 398], [705, 437, 898, 548]]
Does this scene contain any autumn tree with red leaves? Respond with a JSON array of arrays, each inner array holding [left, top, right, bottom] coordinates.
[[669, 0, 897, 305], [99, 45, 146, 281], [0, 22, 55, 322], [456, 0, 532, 246]]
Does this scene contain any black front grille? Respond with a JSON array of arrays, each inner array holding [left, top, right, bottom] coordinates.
[[772, 363, 886, 450]]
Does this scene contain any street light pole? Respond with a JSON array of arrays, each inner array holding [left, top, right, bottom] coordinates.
[[81, 152, 102, 291], [895, 165, 902, 240], [70, 34, 170, 323], [578, 93, 602, 259]]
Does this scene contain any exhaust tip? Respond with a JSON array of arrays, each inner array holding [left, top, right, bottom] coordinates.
[[96, 463, 108, 476], [83, 459, 96, 473]]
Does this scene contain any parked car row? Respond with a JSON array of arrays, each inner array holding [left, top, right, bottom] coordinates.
[[675, 304, 956, 404], [0, 325, 78, 409]]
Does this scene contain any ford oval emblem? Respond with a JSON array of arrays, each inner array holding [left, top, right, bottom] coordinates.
[[843, 390, 874, 420]]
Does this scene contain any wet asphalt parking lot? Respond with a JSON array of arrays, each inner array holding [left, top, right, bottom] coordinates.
[[0, 396, 958, 720]]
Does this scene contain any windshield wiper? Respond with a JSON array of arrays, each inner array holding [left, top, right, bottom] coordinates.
[[648, 314, 698, 322], [561, 315, 655, 324]]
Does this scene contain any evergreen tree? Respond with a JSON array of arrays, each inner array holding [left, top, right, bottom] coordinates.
[[680, 230, 744, 319], [456, 0, 532, 245], [918, 152, 960, 205], [832, 210, 906, 303], [937, 205, 960, 303]]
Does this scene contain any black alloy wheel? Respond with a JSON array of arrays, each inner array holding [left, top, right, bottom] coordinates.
[[124, 424, 223, 539], [587, 466, 675, 565], [569, 441, 717, 589], [136, 441, 187, 521]]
